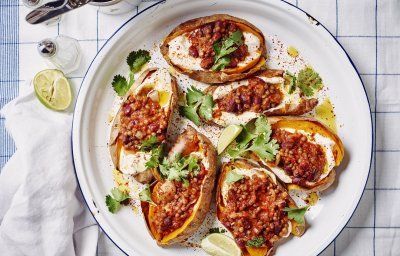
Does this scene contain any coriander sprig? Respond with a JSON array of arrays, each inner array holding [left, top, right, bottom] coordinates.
[[139, 184, 156, 206], [139, 135, 165, 170], [227, 116, 279, 161], [284, 67, 323, 96], [247, 237, 265, 247], [212, 30, 243, 71], [112, 49, 151, 96], [179, 86, 214, 126], [105, 187, 131, 214], [159, 154, 200, 187], [283, 206, 309, 224]]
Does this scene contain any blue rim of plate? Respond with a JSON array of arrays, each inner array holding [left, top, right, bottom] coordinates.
[[71, 1, 373, 255]]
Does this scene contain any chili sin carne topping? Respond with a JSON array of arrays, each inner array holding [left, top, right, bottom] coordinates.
[[188, 20, 249, 69], [214, 77, 283, 117], [272, 129, 327, 186], [221, 173, 290, 249], [119, 88, 168, 151], [152, 164, 207, 237]]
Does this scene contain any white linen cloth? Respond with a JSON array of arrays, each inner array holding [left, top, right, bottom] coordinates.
[[0, 85, 98, 255], [0, 0, 399, 255]]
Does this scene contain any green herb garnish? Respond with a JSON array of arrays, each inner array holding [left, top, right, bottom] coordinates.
[[145, 144, 165, 169], [209, 227, 227, 234], [284, 71, 297, 94], [139, 135, 165, 170], [179, 86, 214, 126], [297, 67, 323, 96], [211, 30, 243, 71], [127, 49, 151, 73], [105, 188, 131, 214], [159, 154, 200, 186], [283, 206, 309, 224], [139, 135, 159, 152], [111, 75, 129, 97], [225, 171, 244, 184], [227, 116, 279, 161], [284, 67, 323, 96], [112, 49, 151, 96], [139, 184, 156, 206], [247, 237, 265, 247]]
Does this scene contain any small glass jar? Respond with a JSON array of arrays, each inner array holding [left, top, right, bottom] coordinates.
[[37, 35, 82, 75]]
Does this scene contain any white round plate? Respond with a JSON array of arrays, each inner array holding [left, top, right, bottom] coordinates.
[[72, 0, 372, 255]]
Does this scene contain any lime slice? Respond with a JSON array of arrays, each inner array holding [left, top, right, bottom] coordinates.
[[33, 69, 72, 111], [201, 233, 241, 256], [217, 124, 243, 155]]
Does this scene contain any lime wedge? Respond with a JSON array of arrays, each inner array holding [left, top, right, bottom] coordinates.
[[33, 69, 72, 111], [201, 233, 241, 256], [217, 124, 243, 155]]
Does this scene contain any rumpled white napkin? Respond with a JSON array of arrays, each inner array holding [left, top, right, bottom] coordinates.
[[0, 84, 98, 256]]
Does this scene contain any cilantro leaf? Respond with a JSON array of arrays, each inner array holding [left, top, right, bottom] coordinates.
[[199, 95, 214, 120], [248, 135, 280, 161], [126, 49, 151, 73], [228, 30, 244, 45], [211, 56, 231, 71], [235, 125, 256, 148], [186, 156, 200, 175], [112, 75, 129, 96], [254, 116, 272, 139], [284, 71, 297, 94], [283, 206, 309, 224], [225, 171, 244, 184], [140, 135, 159, 152], [211, 30, 243, 71], [158, 154, 200, 185], [110, 187, 130, 202], [180, 86, 214, 126], [227, 147, 245, 160], [297, 67, 323, 96], [209, 227, 227, 234], [112, 49, 151, 96], [298, 82, 314, 97], [227, 116, 279, 161], [247, 237, 265, 247], [186, 86, 205, 105], [139, 184, 156, 206], [105, 195, 121, 213], [105, 187, 131, 214], [179, 105, 201, 126], [145, 144, 165, 169]]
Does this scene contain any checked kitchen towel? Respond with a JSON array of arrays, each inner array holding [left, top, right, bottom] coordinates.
[[1, 0, 399, 255]]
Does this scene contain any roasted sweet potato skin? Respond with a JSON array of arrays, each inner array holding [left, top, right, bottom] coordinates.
[[253, 116, 345, 192], [216, 159, 304, 256], [203, 69, 319, 127], [108, 68, 178, 184], [160, 14, 267, 84], [141, 126, 217, 246]]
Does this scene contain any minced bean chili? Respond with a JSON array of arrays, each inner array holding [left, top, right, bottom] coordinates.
[[220, 173, 290, 249], [152, 165, 207, 237], [119, 88, 168, 151], [214, 77, 283, 116], [272, 129, 326, 186], [188, 21, 249, 69]]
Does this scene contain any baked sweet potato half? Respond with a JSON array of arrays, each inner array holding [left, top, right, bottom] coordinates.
[[109, 68, 177, 184], [251, 116, 344, 192], [204, 69, 318, 127], [217, 159, 305, 256], [141, 126, 217, 246], [160, 14, 267, 84]]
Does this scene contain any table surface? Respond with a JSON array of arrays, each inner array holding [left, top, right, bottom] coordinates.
[[1, 0, 399, 255]]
